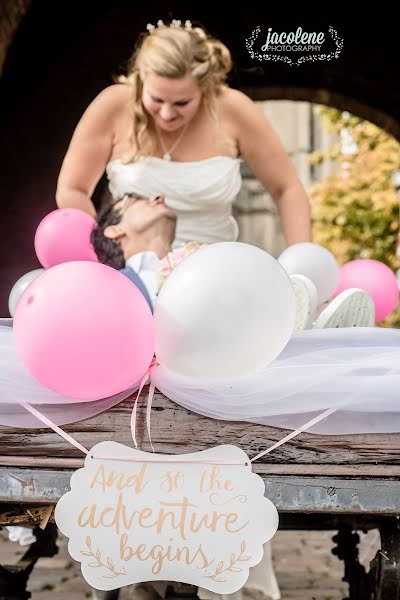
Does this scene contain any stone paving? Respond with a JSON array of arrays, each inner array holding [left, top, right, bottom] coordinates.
[[0, 527, 381, 599]]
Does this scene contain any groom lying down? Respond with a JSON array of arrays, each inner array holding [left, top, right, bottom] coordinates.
[[91, 193, 203, 312], [90, 193, 374, 328]]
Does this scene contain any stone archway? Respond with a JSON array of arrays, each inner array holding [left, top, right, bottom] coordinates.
[[0, 0, 30, 76], [242, 86, 400, 142]]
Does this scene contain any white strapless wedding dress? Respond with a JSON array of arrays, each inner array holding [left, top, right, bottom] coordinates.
[[106, 156, 281, 600], [106, 156, 242, 248]]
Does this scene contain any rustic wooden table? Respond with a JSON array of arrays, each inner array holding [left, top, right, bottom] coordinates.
[[0, 390, 399, 599]]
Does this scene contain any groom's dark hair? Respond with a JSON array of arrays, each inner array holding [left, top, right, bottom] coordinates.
[[90, 200, 125, 269]]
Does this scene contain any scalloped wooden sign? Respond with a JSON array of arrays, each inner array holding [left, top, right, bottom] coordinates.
[[55, 442, 278, 592]]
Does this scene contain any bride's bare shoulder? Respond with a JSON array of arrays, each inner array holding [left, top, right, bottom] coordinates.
[[80, 84, 132, 126], [217, 87, 260, 145], [219, 86, 256, 115], [90, 83, 132, 111]]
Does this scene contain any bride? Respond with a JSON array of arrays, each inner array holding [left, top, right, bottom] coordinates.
[[55, 18, 314, 600], [55, 20, 311, 249]]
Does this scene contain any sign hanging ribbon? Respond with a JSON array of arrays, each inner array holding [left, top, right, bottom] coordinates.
[[19, 397, 338, 464]]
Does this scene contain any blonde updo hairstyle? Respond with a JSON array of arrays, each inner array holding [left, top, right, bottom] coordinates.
[[118, 23, 232, 162]]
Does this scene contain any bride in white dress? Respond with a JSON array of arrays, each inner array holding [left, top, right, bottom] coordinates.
[[56, 20, 313, 600]]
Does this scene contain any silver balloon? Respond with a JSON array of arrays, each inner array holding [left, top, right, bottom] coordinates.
[[8, 269, 45, 317]]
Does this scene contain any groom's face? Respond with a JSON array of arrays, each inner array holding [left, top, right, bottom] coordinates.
[[115, 194, 177, 234]]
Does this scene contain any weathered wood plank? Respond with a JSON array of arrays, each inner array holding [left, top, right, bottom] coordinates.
[[1, 390, 400, 465], [253, 464, 400, 477], [0, 456, 399, 478], [0, 456, 84, 468], [1, 466, 400, 515]]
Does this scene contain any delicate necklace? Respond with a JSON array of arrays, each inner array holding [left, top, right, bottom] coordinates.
[[157, 123, 189, 160]]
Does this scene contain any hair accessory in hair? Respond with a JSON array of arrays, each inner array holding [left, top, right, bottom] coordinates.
[[146, 19, 192, 34]]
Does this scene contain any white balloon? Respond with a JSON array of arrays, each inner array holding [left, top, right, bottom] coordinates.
[[278, 242, 339, 304], [8, 269, 45, 317], [154, 242, 296, 379]]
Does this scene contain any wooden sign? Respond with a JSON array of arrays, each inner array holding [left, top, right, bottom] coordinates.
[[55, 442, 278, 592]]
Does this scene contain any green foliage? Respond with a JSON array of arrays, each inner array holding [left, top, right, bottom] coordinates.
[[308, 106, 400, 325]]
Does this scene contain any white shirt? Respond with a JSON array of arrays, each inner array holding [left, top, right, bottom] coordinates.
[[125, 251, 160, 308]]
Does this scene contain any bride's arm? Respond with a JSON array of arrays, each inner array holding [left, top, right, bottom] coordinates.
[[56, 85, 128, 217], [227, 90, 312, 245]]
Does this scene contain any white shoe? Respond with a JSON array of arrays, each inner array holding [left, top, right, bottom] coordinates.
[[290, 274, 318, 331], [312, 288, 375, 328]]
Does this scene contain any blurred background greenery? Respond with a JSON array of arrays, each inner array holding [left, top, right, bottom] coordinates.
[[308, 107, 400, 327]]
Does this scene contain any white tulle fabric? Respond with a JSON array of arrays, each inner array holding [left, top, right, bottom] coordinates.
[[106, 156, 242, 248], [151, 327, 400, 435], [4, 318, 400, 600], [0, 324, 138, 428]]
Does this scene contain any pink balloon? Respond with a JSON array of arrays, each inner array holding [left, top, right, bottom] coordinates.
[[34, 208, 99, 267], [334, 259, 399, 322], [13, 262, 154, 400]]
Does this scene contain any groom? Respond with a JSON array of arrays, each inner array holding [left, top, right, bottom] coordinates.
[[91, 193, 178, 311], [91, 193, 204, 311], [91, 194, 375, 328]]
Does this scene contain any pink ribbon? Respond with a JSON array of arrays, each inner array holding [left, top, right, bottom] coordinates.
[[18, 400, 338, 466], [249, 407, 337, 463], [17, 356, 340, 466], [146, 381, 156, 453], [20, 402, 89, 455], [130, 371, 151, 449], [92, 455, 247, 465], [130, 357, 157, 451]]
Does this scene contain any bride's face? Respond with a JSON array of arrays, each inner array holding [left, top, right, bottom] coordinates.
[[142, 73, 203, 131]]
